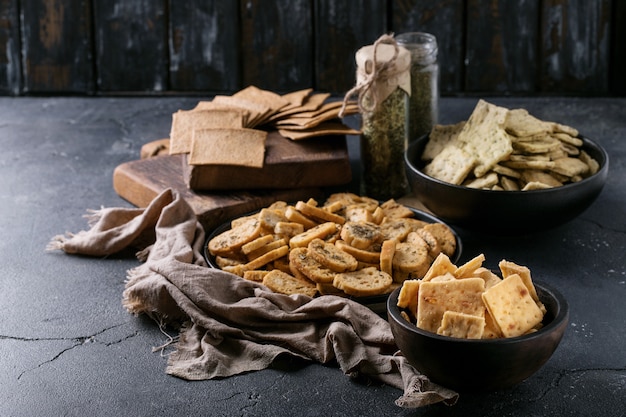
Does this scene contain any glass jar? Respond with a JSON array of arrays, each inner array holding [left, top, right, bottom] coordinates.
[[395, 32, 439, 143], [353, 37, 411, 200]]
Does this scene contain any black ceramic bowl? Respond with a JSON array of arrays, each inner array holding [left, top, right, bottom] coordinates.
[[387, 282, 568, 392], [404, 134, 609, 234], [204, 205, 463, 314]]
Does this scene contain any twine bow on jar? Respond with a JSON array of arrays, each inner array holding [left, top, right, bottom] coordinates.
[[339, 33, 411, 118]]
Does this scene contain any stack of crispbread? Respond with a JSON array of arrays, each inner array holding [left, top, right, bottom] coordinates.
[[165, 86, 359, 190]]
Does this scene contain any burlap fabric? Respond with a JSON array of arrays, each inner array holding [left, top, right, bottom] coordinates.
[[48, 189, 458, 408]]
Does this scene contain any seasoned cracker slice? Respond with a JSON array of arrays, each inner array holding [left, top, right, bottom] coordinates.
[[380, 199, 415, 219], [416, 278, 486, 333], [437, 311, 485, 339], [422, 223, 457, 257], [307, 238, 358, 272], [295, 200, 346, 225], [288, 247, 337, 284], [246, 238, 287, 261], [262, 269, 317, 297], [333, 267, 393, 297], [423, 144, 476, 185], [285, 205, 318, 229], [243, 245, 289, 271], [241, 234, 275, 255], [379, 219, 413, 242], [411, 229, 441, 259], [392, 239, 431, 278], [274, 221, 305, 241], [243, 270, 270, 282], [481, 274, 544, 338], [340, 221, 381, 249], [289, 222, 338, 248], [379, 239, 396, 277], [335, 240, 381, 264], [208, 217, 262, 256]]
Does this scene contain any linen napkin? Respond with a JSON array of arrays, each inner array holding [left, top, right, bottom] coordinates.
[[48, 188, 458, 408]]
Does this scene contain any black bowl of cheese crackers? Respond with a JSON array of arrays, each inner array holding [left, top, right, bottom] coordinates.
[[387, 253, 569, 392], [204, 193, 462, 312], [405, 99, 609, 234]]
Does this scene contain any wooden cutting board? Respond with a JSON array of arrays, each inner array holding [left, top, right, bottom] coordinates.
[[183, 130, 352, 190], [113, 153, 325, 232]]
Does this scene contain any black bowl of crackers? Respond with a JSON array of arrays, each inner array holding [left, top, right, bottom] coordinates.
[[387, 253, 569, 392], [404, 100, 609, 234], [204, 193, 462, 313]]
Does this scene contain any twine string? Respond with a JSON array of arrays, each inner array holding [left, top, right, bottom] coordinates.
[[339, 33, 401, 117]]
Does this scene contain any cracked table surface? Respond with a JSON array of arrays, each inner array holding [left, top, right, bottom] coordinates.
[[1, 96, 625, 417]]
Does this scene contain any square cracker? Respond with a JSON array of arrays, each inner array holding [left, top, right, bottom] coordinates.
[[169, 109, 244, 154], [188, 128, 267, 168], [481, 274, 544, 338], [505, 108, 553, 137], [437, 311, 485, 339], [423, 144, 476, 185], [416, 278, 485, 333], [455, 100, 513, 178], [421, 121, 465, 161]]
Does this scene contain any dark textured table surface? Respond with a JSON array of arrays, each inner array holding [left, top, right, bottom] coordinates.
[[1, 96, 624, 417]]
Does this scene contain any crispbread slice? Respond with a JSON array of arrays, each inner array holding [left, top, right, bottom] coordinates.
[[416, 278, 486, 333], [262, 269, 317, 297], [333, 267, 393, 297], [437, 311, 485, 339], [423, 144, 476, 185], [169, 109, 244, 154], [188, 128, 267, 168], [481, 274, 544, 338]]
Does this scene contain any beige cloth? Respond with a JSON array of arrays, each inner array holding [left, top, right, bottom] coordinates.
[[48, 189, 458, 408]]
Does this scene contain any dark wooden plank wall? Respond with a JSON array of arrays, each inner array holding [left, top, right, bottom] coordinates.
[[0, 0, 623, 96]]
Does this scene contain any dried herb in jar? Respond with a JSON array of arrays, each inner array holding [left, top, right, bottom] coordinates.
[[340, 34, 411, 200], [396, 32, 439, 143]]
